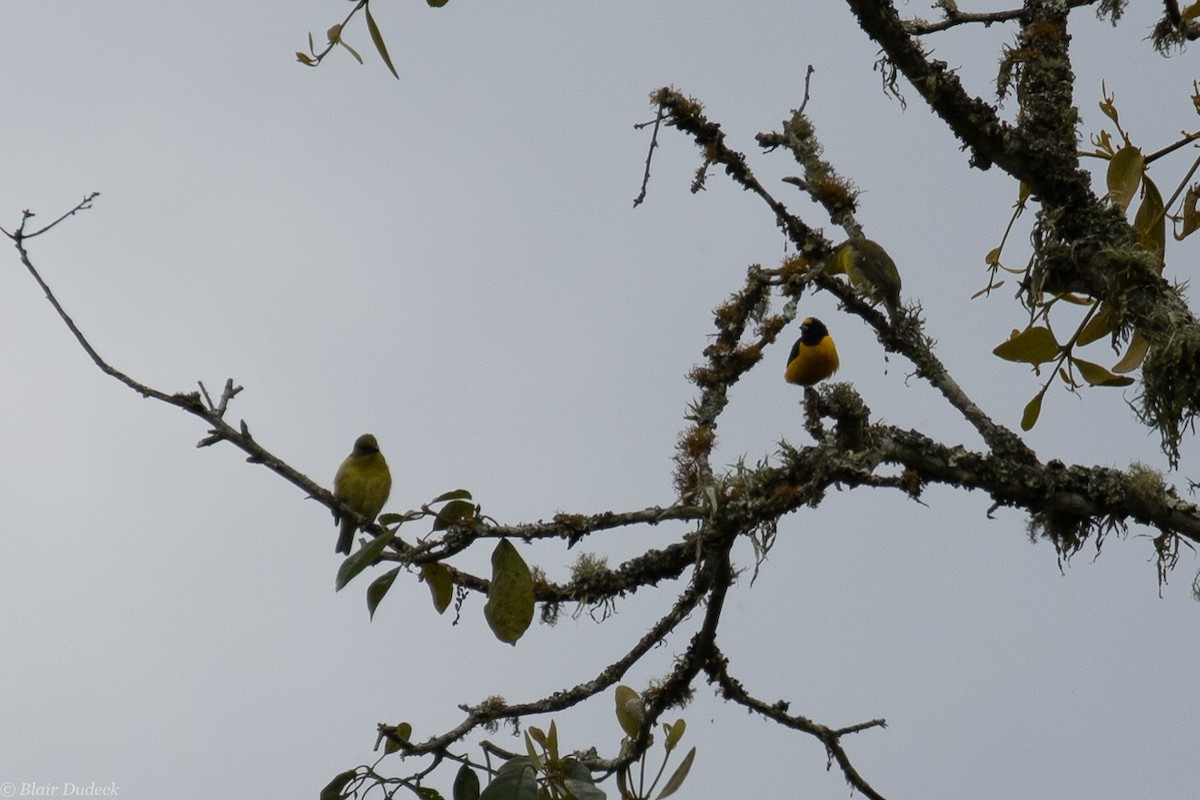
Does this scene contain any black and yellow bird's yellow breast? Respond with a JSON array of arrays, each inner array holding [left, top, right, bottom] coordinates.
[[784, 317, 839, 386]]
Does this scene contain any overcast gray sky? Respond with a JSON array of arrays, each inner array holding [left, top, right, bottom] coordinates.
[[2, 2, 1197, 798]]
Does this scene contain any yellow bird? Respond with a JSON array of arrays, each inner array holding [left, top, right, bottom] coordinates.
[[784, 317, 840, 386], [333, 433, 392, 555], [834, 238, 902, 318]]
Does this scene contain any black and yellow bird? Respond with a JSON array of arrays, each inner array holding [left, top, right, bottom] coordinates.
[[333, 433, 392, 555], [784, 317, 840, 386]]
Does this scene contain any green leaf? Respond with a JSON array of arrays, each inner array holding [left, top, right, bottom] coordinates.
[[528, 726, 548, 749], [484, 539, 535, 645], [559, 759, 603, 800], [340, 39, 364, 65], [663, 719, 686, 752], [479, 759, 537, 800], [656, 747, 696, 800], [546, 720, 559, 761], [1106, 145, 1144, 211], [984, 246, 1001, 267], [335, 527, 397, 591], [434, 499, 476, 531], [320, 769, 357, 800], [420, 562, 454, 614], [993, 326, 1060, 364], [431, 488, 473, 503], [1133, 176, 1165, 269], [1072, 357, 1134, 387], [453, 764, 481, 800], [1182, 185, 1200, 240], [427, 0, 450, 6], [415, 789, 444, 800], [562, 779, 605, 800], [1113, 330, 1149, 374], [1021, 389, 1045, 431], [614, 685, 643, 739], [1076, 304, 1116, 346], [523, 731, 543, 771], [365, 5, 400, 80], [296, 52, 315, 65], [560, 758, 591, 783], [367, 566, 401, 619]]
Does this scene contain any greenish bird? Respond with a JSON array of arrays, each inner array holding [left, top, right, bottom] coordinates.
[[333, 433, 392, 555], [834, 238, 902, 318]]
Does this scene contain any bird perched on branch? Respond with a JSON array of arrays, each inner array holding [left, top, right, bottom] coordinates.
[[833, 237, 902, 318], [333, 433, 392, 555], [785, 317, 840, 386]]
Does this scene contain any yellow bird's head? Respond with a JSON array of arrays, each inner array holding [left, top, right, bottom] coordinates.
[[351, 433, 381, 457]]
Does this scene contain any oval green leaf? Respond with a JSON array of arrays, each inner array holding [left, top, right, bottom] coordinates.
[[431, 488, 473, 504], [434, 499, 476, 531], [614, 685, 643, 739], [993, 326, 1060, 364], [561, 759, 592, 784], [1077, 304, 1116, 346], [1021, 390, 1044, 431], [420, 562, 453, 614], [1106, 145, 1144, 211], [453, 764, 481, 800], [563, 779, 605, 800], [367, 566, 401, 619], [484, 539, 534, 645], [1072, 357, 1134, 387], [336, 527, 397, 591], [479, 759, 537, 800], [320, 769, 357, 800], [527, 725, 548, 749], [664, 719, 686, 751]]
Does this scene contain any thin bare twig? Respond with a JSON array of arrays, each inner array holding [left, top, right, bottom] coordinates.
[[633, 102, 666, 207]]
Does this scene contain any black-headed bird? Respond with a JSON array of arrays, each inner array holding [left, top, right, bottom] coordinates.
[[333, 433, 392, 555], [785, 317, 840, 386]]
